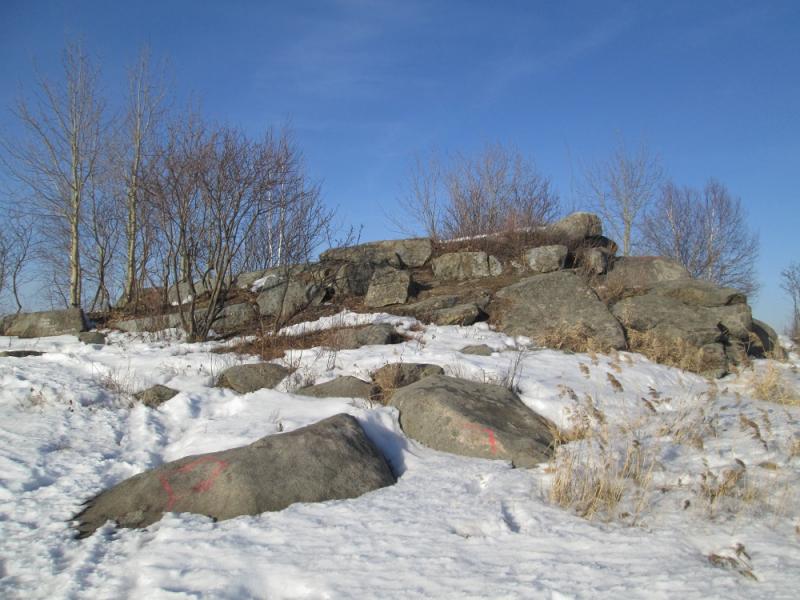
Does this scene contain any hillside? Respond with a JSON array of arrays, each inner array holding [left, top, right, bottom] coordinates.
[[1, 308, 799, 598]]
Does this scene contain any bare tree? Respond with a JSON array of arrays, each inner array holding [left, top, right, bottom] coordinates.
[[642, 179, 759, 295], [582, 137, 663, 255], [0, 42, 105, 307], [781, 262, 800, 342], [116, 48, 167, 307], [397, 143, 559, 240]]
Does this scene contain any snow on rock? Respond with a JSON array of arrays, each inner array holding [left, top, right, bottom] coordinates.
[[1, 319, 799, 599]]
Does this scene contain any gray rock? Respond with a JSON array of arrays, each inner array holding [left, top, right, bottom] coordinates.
[[213, 303, 258, 334], [134, 384, 179, 408], [364, 267, 412, 308], [297, 376, 378, 400], [167, 279, 212, 305], [257, 276, 325, 320], [523, 245, 568, 273], [646, 279, 746, 307], [493, 271, 627, 350], [0, 350, 45, 358], [580, 248, 610, 275], [371, 363, 444, 402], [217, 363, 290, 394], [606, 256, 690, 288], [79, 331, 107, 345], [751, 319, 787, 359], [545, 212, 602, 245], [331, 261, 375, 297], [73, 413, 395, 538], [332, 323, 398, 349], [321, 238, 432, 269], [234, 269, 269, 290], [430, 303, 485, 326], [431, 252, 503, 281], [460, 344, 494, 356], [0, 308, 87, 338], [390, 375, 554, 467], [113, 313, 183, 333]]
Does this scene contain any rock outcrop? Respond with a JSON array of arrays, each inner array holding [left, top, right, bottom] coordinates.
[[73, 414, 395, 537]]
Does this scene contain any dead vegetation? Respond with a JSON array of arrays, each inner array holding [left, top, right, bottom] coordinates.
[[535, 322, 613, 354], [749, 363, 800, 406], [626, 329, 719, 374]]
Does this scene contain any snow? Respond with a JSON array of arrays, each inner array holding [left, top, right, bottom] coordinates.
[[1, 315, 799, 599]]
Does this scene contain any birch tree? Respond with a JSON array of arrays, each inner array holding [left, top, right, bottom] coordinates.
[[582, 138, 663, 255], [1, 42, 104, 307]]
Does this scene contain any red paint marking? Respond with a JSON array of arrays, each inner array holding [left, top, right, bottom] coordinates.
[[158, 457, 229, 510], [462, 423, 498, 455]]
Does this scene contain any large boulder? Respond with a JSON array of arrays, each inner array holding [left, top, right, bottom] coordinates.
[[431, 252, 503, 281], [167, 279, 212, 305], [234, 269, 269, 291], [606, 256, 690, 288], [364, 267, 412, 308], [296, 376, 378, 400], [492, 271, 627, 350], [523, 245, 568, 274], [73, 414, 395, 538], [543, 212, 602, 246], [612, 279, 754, 376], [390, 375, 554, 468], [217, 363, 290, 393], [331, 261, 375, 297], [0, 308, 87, 338], [321, 238, 433, 269]]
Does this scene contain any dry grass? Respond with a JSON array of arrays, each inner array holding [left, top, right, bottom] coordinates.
[[536, 322, 613, 354], [548, 430, 655, 524], [627, 329, 719, 374], [749, 364, 800, 406]]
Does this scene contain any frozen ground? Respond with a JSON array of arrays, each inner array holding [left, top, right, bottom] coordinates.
[[1, 312, 798, 599]]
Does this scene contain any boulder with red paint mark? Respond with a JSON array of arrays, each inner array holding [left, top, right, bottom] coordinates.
[[72, 414, 395, 537], [389, 375, 554, 468]]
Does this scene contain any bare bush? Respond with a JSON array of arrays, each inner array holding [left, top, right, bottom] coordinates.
[[397, 143, 559, 240], [642, 179, 759, 295]]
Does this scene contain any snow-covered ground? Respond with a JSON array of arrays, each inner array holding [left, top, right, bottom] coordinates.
[[1, 313, 798, 599]]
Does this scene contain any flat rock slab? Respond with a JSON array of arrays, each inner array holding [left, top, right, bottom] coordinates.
[[0, 308, 87, 338], [493, 271, 627, 351], [297, 376, 378, 400], [217, 363, 290, 393], [390, 375, 554, 468], [606, 256, 690, 288], [134, 385, 180, 408], [73, 414, 395, 537], [113, 313, 183, 333]]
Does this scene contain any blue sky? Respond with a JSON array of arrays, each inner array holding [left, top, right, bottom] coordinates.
[[1, 1, 798, 329]]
